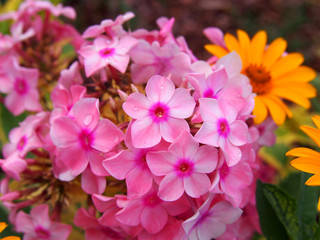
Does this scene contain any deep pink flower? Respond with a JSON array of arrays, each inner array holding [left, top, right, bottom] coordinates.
[[182, 195, 242, 240], [123, 75, 195, 148], [51, 98, 124, 182], [79, 36, 138, 77], [147, 131, 218, 201], [15, 204, 72, 240], [195, 98, 249, 166], [116, 185, 189, 234]]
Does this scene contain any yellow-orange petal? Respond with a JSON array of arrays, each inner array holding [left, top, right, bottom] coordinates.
[[290, 157, 320, 174], [286, 147, 320, 159], [0, 222, 7, 233], [270, 87, 311, 109], [261, 95, 287, 125], [249, 30, 267, 65], [318, 197, 320, 211], [236, 29, 250, 67], [224, 33, 240, 55], [1, 236, 21, 240], [312, 116, 320, 129], [252, 96, 268, 124], [271, 82, 316, 98], [270, 53, 304, 78], [300, 125, 320, 148], [204, 44, 229, 58], [262, 37, 287, 69], [273, 66, 316, 83], [305, 174, 320, 186]]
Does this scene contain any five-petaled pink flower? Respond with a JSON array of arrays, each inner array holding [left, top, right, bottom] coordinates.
[[123, 75, 195, 148], [147, 131, 218, 201], [195, 98, 249, 166]]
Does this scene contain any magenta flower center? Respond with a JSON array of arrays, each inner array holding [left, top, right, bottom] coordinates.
[[219, 163, 230, 179], [174, 159, 194, 177], [99, 47, 115, 58], [17, 136, 27, 151], [149, 102, 169, 123], [203, 88, 216, 98], [35, 225, 51, 239], [14, 78, 28, 95], [217, 118, 230, 137], [143, 193, 161, 207], [79, 129, 94, 150], [135, 150, 148, 169]]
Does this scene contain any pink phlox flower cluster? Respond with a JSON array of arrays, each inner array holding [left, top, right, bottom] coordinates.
[[15, 204, 72, 240]]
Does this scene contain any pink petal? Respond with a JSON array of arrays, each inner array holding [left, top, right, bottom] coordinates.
[[228, 120, 249, 146], [211, 201, 243, 224], [197, 218, 226, 239], [220, 140, 242, 167], [162, 195, 190, 216], [30, 204, 50, 229], [49, 222, 72, 240], [193, 145, 218, 173], [5, 92, 26, 116], [145, 75, 175, 104], [88, 150, 109, 176], [116, 201, 144, 226], [140, 206, 168, 234], [51, 117, 79, 147], [131, 118, 161, 148], [81, 167, 106, 194], [184, 173, 211, 198], [122, 92, 150, 119], [198, 98, 222, 122], [129, 40, 157, 64], [206, 67, 228, 94], [160, 117, 189, 143], [15, 211, 34, 233], [168, 131, 198, 159], [166, 88, 195, 118], [131, 63, 159, 84], [203, 27, 226, 47], [108, 54, 130, 73], [194, 122, 219, 147], [158, 173, 184, 201], [116, 36, 138, 55], [216, 51, 242, 78], [103, 150, 136, 180], [72, 98, 100, 131], [92, 194, 116, 212], [91, 119, 124, 152], [146, 151, 175, 176], [126, 168, 153, 199]]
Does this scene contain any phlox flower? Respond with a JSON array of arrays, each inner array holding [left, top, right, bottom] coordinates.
[[83, 12, 135, 39], [195, 98, 249, 166], [147, 131, 218, 201], [51, 98, 124, 181], [129, 41, 192, 85], [0, 153, 27, 180], [182, 195, 242, 240], [123, 75, 195, 148], [103, 122, 169, 198], [78, 36, 138, 77], [15, 204, 71, 240], [0, 57, 41, 116], [115, 185, 189, 234]]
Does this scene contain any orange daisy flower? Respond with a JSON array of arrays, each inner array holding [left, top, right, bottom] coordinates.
[[286, 115, 320, 210], [205, 30, 316, 125], [0, 222, 20, 240]]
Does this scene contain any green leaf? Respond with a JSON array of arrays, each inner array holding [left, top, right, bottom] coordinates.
[[256, 180, 288, 240]]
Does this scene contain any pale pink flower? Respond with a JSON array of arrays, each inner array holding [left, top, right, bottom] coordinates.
[[0, 57, 41, 115], [129, 41, 192, 85], [83, 12, 135, 39], [147, 131, 218, 201], [123, 75, 195, 148], [15, 204, 72, 240], [182, 195, 242, 240], [79, 36, 138, 77], [116, 185, 189, 234], [194, 98, 249, 166], [51, 98, 124, 181]]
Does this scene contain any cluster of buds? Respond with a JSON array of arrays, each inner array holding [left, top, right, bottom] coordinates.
[[0, 1, 286, 239]]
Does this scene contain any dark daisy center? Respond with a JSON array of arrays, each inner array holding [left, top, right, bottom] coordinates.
[[244, 64, 272, 95]]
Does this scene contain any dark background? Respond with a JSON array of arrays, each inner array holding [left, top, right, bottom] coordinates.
[[64, 0, 320, 70]]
